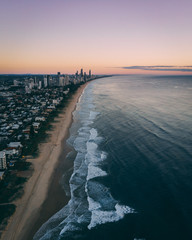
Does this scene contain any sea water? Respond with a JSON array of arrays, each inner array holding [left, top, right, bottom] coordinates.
[[34, 75, 192, 240]]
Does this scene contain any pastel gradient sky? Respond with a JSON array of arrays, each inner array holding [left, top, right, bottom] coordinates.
[[0, 0, 192, 74]]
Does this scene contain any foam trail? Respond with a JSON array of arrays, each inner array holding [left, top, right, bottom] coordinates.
[[34, 83, 136, 240], [88, 203, 135, 229], [85, 126, 135, 230]]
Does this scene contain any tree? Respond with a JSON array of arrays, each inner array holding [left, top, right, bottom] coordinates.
[[30, 125, 35, 138]]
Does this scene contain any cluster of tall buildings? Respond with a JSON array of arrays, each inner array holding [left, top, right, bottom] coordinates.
[[23, 69, 93, 93], [75, 68, 92, 82]]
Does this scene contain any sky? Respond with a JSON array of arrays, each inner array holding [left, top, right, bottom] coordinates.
[[0, 0, 192, 75]]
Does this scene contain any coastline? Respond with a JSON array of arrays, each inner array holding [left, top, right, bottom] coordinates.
[[1, 83, 88, 240]]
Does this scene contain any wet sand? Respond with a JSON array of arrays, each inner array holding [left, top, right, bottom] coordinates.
[[1, 83, 88, 240]]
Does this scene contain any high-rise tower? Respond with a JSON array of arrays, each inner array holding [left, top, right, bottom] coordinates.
[[84, 72, 87, 81], [57, 72, 61, 86], [44, 75, 48, 87], [80, 69, 83, 78], [47, 75, 50, 87]]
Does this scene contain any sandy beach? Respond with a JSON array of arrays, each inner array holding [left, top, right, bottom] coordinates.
[[1, 83, 88, 240]]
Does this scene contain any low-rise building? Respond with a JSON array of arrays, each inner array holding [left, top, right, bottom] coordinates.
[[32, 122, 40, 130], [7, 142, 23, 149], [12, 124, 20, 130], [4, 149, 19, 159], [53, 99, 59, 105], [35, 117, 45, 122]]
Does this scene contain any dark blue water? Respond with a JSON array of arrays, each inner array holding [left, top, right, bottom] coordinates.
[[34, 75, 192, 240]]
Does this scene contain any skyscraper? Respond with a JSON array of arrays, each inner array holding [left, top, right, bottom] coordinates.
[[89, 70, 91, 78], [84, 72, 87, 81], [57, 72, 61, 86], [59, 76, 65, 86], [80, 69, 83, 78], [47, 75, 50, 87], [44, 75, 48, 88]]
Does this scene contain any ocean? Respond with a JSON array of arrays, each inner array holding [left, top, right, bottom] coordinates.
[[34, 75, 192, 240]]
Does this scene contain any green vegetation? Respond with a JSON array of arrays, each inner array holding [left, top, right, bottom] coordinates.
[[0, 204, 16, 223], [0, 166, 30, 234], [14, 160, 32, 171], [0, 204, 16, 237], [0, 172, 27, 203]]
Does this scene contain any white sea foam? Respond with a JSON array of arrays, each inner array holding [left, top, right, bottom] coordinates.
[[101, 151, 107, 160], [88, 202, 135, 229], [89, 127, 98, 139], [60, 223, 81, 235], [34, 84, 136, 240], [87, 165, 107, 180], [71, 121, 135, 233], [85, 128, 108, 181], [86, 181, 135, 230], [89, 111, 99, 120], [87, 196, 102, 211]]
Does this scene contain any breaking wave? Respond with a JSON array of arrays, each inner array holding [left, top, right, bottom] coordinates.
[[34, 84, 135, 240]]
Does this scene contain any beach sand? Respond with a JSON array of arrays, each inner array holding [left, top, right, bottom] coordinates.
[[1, 83, 88, 240]]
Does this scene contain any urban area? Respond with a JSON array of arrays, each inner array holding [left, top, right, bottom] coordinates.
[[0, 69, 94, 175], [0, 69, 96, 232]]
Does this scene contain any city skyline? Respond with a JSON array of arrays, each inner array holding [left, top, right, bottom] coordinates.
[[0, 0, 192, 75]]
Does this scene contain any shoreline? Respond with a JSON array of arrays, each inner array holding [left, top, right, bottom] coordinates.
[[1, 83, 88, 240]]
